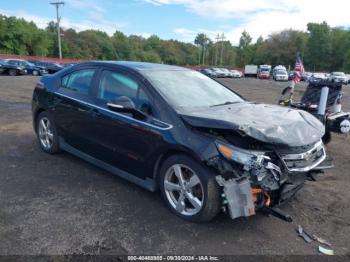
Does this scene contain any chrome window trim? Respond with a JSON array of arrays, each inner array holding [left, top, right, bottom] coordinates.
[[280, 140, 326, 172], [54, 92, 173, 131]]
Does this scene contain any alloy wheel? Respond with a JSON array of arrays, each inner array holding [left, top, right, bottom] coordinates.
[[38, 117, 54, 150], [164, 164, 204, 216], [9, 69, 17, 76]]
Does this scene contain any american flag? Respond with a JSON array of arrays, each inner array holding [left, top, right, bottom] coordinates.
[[293, 54, 305, 84]]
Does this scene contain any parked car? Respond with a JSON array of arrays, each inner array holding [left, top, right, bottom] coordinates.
[[0, 59, 27, 76], [309, 73, 327, 84], [62, 63, 77, 68], [31, 61, 64, 74], [273, 69, 288, 81], [329, 72, 347, 84], [301, 72, 312, 82], [346, 74, 350, 84], [230, 70, 241, 78], [200, 68, 217, 78], [210, 67, 226, 78], [288, 70, 295, 80], [258, 65, 271, 80], [32, 61, 329, 222], [258, 70, 270, 79], [220, 68, 234, 78], [273, 65, 287, 76], [4, 59, 47, 76]]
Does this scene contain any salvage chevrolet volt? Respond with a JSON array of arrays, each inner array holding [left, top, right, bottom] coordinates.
[[32, 61, 329, 222]]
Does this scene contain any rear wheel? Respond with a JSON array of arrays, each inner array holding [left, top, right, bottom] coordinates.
[[32, 70, 39, 76], [9, 69, 17, 76], [36, 111, 60, 154], [159, 154, 220, 222]]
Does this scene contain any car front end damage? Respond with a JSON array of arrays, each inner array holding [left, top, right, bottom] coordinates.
[[206, 139, 329, 221], [180, 102, 333, 221]]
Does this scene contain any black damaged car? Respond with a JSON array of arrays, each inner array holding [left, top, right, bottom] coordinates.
[[32, 61, 331, 222]]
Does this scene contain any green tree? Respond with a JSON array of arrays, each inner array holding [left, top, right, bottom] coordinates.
[[237, 30, 254, 66], [194, 33, 210, 65], [306, 22, 332, 71]]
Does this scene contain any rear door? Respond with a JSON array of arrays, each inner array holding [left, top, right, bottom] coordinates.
[[53, 67, 98, 154]]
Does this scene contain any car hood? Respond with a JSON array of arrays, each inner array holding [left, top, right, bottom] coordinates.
[[180, 102, 325, 147]]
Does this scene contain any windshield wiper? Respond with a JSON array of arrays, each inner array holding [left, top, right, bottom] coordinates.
[[210, 101, 241, 107]]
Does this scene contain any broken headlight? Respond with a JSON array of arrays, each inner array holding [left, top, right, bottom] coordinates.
[[215, 142, 266, 168]]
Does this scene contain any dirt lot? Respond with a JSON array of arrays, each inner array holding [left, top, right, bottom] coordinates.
[[0, 75, 349, 255]]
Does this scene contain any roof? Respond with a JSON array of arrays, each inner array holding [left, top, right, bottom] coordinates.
[[89, 61, 189, 71]]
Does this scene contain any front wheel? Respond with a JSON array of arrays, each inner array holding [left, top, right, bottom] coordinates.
[[9, 69, 17, 76], [159, 154, 220, 222], [36, 111, 60, 154], [322, 131, 332, 145], [32, 70, 39, 76]]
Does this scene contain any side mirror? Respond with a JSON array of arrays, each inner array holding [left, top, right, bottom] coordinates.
[[107, 96, 147, 120]]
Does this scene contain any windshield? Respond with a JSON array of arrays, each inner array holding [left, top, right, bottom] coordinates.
[[143, 70, 243, 111], [277, 70, 287, 75], [333, 72, 345, 76]]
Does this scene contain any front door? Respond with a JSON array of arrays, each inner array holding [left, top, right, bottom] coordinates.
[[89, 68, 163, 178]]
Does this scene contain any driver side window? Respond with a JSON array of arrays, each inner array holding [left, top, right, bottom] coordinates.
[[97, 70, 152, 115]]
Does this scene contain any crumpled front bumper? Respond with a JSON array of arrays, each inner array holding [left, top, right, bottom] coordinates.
[[212, 141, 330, 220]]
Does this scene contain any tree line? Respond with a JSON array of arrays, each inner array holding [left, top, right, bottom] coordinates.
[[1, 14, 350, 72]]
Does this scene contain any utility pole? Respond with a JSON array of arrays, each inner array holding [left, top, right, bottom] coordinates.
[[50, 1, 64, 59], [215, 34, 220, 66], [219, 33, 226, 66]]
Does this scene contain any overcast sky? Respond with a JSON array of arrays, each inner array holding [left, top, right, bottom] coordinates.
[[1, 0, 350, 44]]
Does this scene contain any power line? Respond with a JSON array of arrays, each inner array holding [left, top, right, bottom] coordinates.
[[50, 1, 65, 59]]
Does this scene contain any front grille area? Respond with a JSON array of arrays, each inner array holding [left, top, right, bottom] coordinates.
[[280, 140, 326, 172]]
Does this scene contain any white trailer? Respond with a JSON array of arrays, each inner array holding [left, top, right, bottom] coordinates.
[[244, 65, 258, 77]]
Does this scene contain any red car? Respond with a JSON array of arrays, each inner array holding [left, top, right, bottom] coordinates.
[[258, 70, 270, 79]]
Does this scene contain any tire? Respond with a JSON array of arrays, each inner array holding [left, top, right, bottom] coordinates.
[[32, 70, 39, 76], [322, 131, 332, 145], [158, 154, 220, 222], [36, 111, 60, 154], [9, 69, 17, 76]]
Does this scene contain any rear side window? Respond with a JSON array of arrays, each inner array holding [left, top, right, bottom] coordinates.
[[62, 69, 95, 95]]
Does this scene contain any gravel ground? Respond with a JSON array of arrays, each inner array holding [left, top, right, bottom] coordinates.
[[0, 75, 349, 255]]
